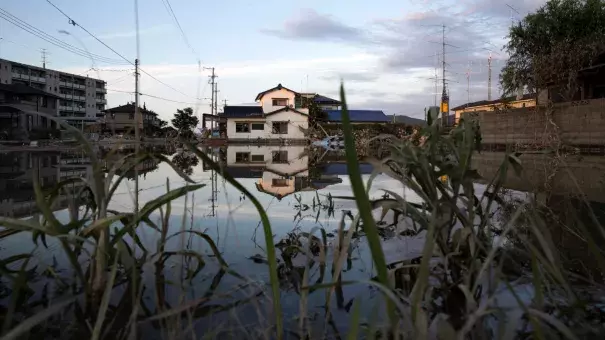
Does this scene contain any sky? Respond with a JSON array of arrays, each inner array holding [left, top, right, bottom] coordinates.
[[0, 0, 547, 122]]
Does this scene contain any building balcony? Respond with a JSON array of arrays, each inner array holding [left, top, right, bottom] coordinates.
[[11, 72, 27, 80], [73, 96, 86, 102], [95, 98, 107, 104], [60, 93, 73, 99], [30, 76, 46, 84], [95, 87, 107, 94], [60, 112, 87, 119], [59, 81, 71, 87], [75, 84, 86, 90]]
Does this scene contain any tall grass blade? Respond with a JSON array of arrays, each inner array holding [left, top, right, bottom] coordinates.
[[1, 296, 78, 340], [91, 247, 120, 340], [338, 83, 392, 321], [186, 144, 283, 339]]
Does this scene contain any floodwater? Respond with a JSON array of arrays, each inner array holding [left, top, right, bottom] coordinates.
[[0, 144, 604, 337]]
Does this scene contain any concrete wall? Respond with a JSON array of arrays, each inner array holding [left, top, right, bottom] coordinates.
[[454, 98, 536, 122], [226, 109, 308, 140], [472, 152, 605, 203], [469, 98, 605, 146]]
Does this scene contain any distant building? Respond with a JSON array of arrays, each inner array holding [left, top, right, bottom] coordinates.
[[102, 102, 160, 135], [0, 58, 107, 129], [211, 83, 388, 140], [391, 114, 426, 126], [0, 83, 61, 140], [451, 94, 536, 124], [216, 84, 311, 142]]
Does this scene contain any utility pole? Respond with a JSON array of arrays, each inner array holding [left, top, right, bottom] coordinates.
[[203, 67, 217, 130], [487, 52, 492, 101], [466, 62, 471, 107], [434, 52, 439, 106], [222, 99, 228, 107], [213, 82, 219, 119], [41, 49, 48, 69], [440, 24, 450, 125]]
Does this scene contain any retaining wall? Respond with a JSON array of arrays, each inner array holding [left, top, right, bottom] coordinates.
[[468, 98, 605, 147]]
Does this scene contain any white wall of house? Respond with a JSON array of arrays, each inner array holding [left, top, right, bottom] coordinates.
[[260, 88, 296, 113], [226, 110, 308, 140], [226, 145, 308, 174]]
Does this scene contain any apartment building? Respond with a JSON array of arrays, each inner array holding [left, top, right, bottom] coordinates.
[[0, 58, 107, 129]]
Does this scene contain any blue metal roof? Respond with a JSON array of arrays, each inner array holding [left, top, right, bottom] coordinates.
[[325, 110, 389, 122]]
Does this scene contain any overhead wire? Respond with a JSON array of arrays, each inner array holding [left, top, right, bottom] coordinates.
[[158, 0, 205, 118], [45, 0, 201, 101], [107, 88, 206, 105], [160, 0, 198, 58], [0, 8, 127, 65]]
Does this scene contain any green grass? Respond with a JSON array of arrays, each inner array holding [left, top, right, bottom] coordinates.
[[0, 92, 604, 339]]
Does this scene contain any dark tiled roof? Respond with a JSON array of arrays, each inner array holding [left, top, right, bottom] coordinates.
[[0, 83, 61, 99], [221, 105, 263, 118], [451, 94, 535, 111], [314, 94, 341, 105], [254, 83, 298, 101], [325, 110, 389, 122], [320, 163, 373, 175], [105, 103, 155, 115]]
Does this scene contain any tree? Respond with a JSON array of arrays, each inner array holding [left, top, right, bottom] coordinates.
[[500, 0, 605, 101], [171, 107, 199, 139]]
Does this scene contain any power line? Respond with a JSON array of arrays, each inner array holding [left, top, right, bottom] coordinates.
[[107, 88, 206, 105], [160, 0, 198, 58], [141, 93, 201, 105], [0, 9, 127, 65], [45, 0, 200, 100]]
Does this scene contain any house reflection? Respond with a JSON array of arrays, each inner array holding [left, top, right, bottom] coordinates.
[[205, 146, 373, 199]]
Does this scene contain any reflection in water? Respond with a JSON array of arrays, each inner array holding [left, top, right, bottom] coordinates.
[[0, 144, 175, 219], [0, 144, 603, 337]]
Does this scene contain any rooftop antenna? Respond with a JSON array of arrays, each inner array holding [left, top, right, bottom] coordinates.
[[41, 49, 48, 69]]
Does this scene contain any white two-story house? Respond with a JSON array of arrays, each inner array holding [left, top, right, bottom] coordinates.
[[220, 84, 341, 143]]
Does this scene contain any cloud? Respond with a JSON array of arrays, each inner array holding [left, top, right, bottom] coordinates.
[[261, 9, 367, 43], [95, 24, 171, 40], [319, 71, 379, 83]]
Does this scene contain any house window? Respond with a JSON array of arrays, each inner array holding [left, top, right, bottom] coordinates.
[[235, 122, 250, 133], [272, 151, 288, 164], [272, 178, 289, 187], [235, 152, 250, 163], [251, 123, 264, 130], [250, 154, 264, 162], [272, 98, 288, 106], [272, 122, 288, 134]]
